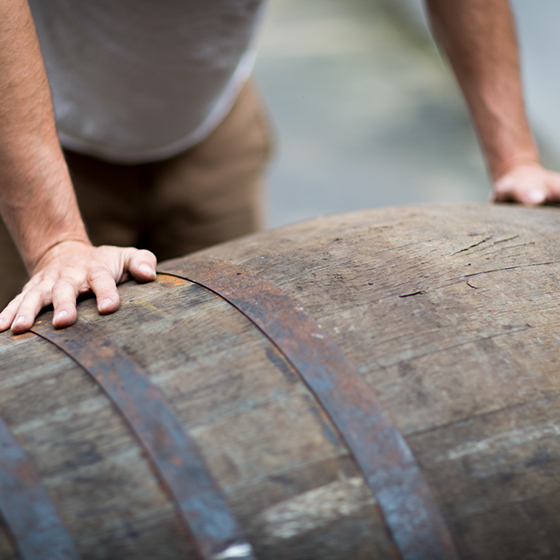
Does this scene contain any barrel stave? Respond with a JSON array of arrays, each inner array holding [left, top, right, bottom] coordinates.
[[199, 205, 560, 430], [86, 275, 398, 557], [410, 394, 560, 559], [190, 203, 560, 558], [0, 329, 192, 559], [2, 204, 560, 558], [0, 272, 399, 558]]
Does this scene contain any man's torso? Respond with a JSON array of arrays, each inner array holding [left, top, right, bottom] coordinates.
[[29, 0, 266, 162]]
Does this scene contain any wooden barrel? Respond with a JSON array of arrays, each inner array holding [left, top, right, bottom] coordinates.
[[1, 203, 560, 560]]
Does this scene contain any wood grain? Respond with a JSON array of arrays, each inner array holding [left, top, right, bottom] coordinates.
[[1, 203, 559, 559]]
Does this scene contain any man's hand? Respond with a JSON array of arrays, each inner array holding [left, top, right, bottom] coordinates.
[[492, 163, 560, 205], [425, 0, 558, 204], [0, 3, 158, 336], [0, 241, 157, 334]]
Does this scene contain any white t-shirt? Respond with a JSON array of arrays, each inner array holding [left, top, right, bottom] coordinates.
[[28, 0, 266, 163]]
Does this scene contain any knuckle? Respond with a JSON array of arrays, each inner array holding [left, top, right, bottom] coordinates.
[[10, 293, 25, 306], [53, 276, 75, 290], [138, 249, 155, 260], [87, 267, 111, 283], [24, 283, 51, 301], [51, 278, 78, 299], [54, 268, 79, 284]]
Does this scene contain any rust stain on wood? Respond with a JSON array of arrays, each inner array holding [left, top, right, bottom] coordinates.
[[158, 257, 460, 560], [30, 319, 255, 560]]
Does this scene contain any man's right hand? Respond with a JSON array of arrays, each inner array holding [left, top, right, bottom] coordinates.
[[0, 241, 157, 334], [0, 2, 159, 336]]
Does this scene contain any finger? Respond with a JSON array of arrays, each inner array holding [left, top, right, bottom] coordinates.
[[492, 177, 517, 202], [11, 285, 52, 334], [543, 172, 560, 203], [87, 268, 120, 314], [0, 294, 24, 332], [126, 249, 157, 282], [519, 190, 546, 205], [493, 180, 546, 205], [491, 187, 525, 203], [491, 188, 515, 203], [51, 279, 80, 329]]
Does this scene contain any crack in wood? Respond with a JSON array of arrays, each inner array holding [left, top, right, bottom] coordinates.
[[492, 235, 520, 244], [312, 260, 560, 324], [451, 237, 493, 255], [409, 400, 533, 439], [380, 326, 533, 373], [399, 290, 426, 298], [464, 261, 560, 278], [442, 489, 560, 522], [506, 242, 537, 249], [360, 235, 448, 259]]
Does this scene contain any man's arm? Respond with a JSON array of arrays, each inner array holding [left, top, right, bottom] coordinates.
[[425, 0, 560, 204], [0, 0, 157, 334]]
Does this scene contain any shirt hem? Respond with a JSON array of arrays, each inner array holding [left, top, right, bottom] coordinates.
[[58, 51, 257, 164]]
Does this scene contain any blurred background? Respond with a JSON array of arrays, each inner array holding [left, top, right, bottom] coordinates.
[[253, 0, 560, 228]]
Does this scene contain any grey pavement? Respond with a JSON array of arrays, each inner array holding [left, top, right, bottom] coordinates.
[[252, 0, 500, 228], [508, 0, 560, 164], [394, 0, 560, 171]]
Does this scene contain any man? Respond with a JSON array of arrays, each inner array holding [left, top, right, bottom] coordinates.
[[0, 0, 559, 335]]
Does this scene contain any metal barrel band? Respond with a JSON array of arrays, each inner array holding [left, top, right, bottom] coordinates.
[[30, 319, 255, 560], [0, 414, 80, 560], [158, 257, 460, 560]]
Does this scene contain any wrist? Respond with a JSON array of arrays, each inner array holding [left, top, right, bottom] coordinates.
[[30, 236, 92, 275], [491, 154, 541, 182]]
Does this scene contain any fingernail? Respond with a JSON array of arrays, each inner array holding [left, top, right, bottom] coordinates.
[[54, 310, 68, 323], [13, 316, 25, 327], [99, 298, 113, 311], [139, 263, 156, 277], [523, 190, 546, 204]]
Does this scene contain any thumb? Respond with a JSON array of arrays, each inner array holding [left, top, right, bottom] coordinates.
[[125, 249, 158, 282]]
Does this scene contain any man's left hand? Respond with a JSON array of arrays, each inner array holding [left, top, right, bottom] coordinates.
[[492, 163, 560, 205]]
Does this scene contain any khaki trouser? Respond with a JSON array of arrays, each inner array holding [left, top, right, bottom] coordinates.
[[0, 81, 273, 308]]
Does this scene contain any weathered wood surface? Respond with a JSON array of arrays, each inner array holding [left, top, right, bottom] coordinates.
[[1, 203, 560, 559]]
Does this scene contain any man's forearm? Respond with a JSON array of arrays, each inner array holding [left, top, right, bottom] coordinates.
[[0, 0, 89, 274], [425, 0, 539, 181]]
